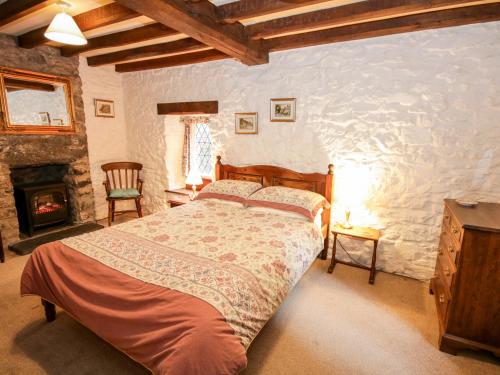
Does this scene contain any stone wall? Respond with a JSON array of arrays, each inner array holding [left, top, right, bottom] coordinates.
[[122, 22, 500, 280], [79, 57, 130, 220], [0, 34, 95, 246]]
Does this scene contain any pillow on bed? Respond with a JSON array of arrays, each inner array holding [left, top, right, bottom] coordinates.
[[248, 206, 324, 229], [245, 186, 330, 221], [196, 179, 262, 203]]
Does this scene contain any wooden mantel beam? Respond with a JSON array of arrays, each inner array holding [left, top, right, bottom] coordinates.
[[265, 3, 500, 52], [18, 3, 140, 49], [114, 0, 268, 65], [157, 101, 219, 115], [0, 0, 58, 28], [218, 0, 331, 24], [87, 38, 206, 66], [248, 0, 497, 39], [60, 23, 181, 57]]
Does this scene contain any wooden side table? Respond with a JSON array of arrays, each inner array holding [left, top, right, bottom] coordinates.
[[328, 224, 380, 284], [165, 188, 191, 207]]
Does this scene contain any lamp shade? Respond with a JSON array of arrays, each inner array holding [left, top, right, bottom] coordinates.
[[186, 169, 203, 186], [44, 12, 87, 45]]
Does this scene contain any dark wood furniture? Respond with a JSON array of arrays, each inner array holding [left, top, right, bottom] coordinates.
[[101, 162, 144, 226], [0, 228, 4, 263], [215, 156, 334, 259], [328, 224, 380, 284], [165, 188, 191, 207], [430, 199, 500, 356]]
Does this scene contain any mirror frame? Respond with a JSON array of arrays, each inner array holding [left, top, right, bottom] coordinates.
[[0, 66, 76, 134]]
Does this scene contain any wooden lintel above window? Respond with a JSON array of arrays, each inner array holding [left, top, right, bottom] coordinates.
[[157, 101, 219, 115]]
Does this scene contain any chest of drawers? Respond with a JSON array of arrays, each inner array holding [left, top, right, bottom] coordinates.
[[430, 199, 500, 355]]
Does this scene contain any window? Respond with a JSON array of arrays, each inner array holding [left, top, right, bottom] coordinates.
[[190, 122, 213, 176]]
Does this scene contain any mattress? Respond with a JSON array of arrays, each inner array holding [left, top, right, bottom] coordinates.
[[21, 199, 323, 374]]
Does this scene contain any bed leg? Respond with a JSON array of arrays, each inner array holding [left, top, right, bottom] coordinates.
[[319, 236, 329, 260], [42, 299, 56, 322]]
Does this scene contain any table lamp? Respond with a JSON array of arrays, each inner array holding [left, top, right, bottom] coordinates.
[[186, 169, 203, 200]]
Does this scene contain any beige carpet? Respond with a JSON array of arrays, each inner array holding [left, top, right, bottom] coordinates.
[[1, 224, 498, 374]]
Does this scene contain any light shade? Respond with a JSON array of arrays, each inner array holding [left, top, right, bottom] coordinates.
[[44, 12, 87, 46], [186, 169, 203, 186]]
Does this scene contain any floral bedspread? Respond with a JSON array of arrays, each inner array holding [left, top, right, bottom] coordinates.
[[61, 200, 323, 348]]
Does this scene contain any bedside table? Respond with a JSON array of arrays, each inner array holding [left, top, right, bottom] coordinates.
[[328, 224, 380, 284], [165, 188, 191, 207]]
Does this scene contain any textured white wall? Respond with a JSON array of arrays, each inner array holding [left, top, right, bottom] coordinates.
[[122, 23, 500, 280], [79, 57, 130, 220]]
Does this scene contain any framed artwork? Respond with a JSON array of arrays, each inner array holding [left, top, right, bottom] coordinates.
[[51, 118, 63, 125], [94, 99, 115, 118], [38, 112, 50, 125], [235, 112, 258, 134], [270, 98, 296, 122]]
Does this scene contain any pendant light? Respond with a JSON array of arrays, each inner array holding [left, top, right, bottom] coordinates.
[[44, 1, 87, 46]]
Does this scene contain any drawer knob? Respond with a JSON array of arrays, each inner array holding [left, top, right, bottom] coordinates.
[[448, 245, 454, 253], [452, 227, 459, 234], [439, 294, 445, 303], [438, 247, 443, 256], [444, 215, 450, 220]]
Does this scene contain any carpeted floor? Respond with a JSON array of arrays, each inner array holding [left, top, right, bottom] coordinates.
[[1, 216, 498, 374]]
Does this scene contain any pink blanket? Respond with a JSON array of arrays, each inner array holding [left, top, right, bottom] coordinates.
[[21, 241, 247, 375]]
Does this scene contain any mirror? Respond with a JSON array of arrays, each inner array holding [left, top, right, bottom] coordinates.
[[0, 66, 75, 134]]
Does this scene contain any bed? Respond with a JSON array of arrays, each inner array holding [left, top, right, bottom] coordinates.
[[20, 157, 334, 374]]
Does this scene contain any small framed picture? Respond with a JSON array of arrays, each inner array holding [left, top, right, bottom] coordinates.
[[51, 118, 64, 126], [38, 112, 50, 125], [94, 99, 115, 118], [270, 98, 296, 122], [235, 112, 258, 134]]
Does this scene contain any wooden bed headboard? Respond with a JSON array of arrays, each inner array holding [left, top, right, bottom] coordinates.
[[215, 156, 334, 259]]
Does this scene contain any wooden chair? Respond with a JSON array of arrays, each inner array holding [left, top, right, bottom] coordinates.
[[101, 162, 144, 226]]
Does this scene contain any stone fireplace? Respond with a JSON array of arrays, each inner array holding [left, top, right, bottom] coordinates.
[[0, 34, 96, 247]]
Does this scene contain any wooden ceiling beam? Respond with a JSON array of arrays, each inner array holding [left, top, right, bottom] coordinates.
[[87, 38, 206, 66], [17, 3, 140, 48], [60, 23, 181, 57], [114, 0, 268, 65], [4, 78, 55, 92], [248, 0, 496, 39], [0, 0, 58, 28], [265, 3, 500, 52], [218, 0, 331, 24], [115, 49, 228, 73]]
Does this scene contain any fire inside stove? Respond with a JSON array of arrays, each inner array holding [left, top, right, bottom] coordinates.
[[32, 192, 65, 215]]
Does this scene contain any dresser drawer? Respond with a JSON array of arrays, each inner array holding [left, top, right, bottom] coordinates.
[[431, 275, 450, 326], [436, 254, 455, 293], [442, 206, 452, 229], [439, 230, 460, 264], [448, 213, 463, 247]]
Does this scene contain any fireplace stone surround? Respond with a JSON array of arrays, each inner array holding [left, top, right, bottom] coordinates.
[[0, 34, 96, 247]]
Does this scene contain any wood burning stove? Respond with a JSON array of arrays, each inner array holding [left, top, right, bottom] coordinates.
[[14, 182, 71, 236]]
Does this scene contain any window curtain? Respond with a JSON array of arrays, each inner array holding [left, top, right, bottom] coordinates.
[[180, 116, 210, 177]]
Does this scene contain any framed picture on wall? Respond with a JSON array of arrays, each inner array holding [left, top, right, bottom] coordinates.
[[38, 112, 50, 125], [270, 98, 296, 122], [94, 99, 115, 118], [235, 113, 258, 134]]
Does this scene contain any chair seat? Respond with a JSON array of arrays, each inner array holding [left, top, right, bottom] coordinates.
[[109, 188, 141, 198]]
